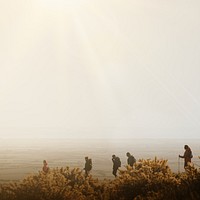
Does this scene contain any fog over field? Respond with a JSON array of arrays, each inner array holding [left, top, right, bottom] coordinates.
[[0, 138, 200, 182], [1, 2, 200, 140]]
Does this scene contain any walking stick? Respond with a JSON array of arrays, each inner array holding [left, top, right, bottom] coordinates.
[[178, 156, 180, 173]]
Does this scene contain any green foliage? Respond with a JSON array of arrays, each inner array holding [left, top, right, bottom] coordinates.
[[1, 158, 200, 200]]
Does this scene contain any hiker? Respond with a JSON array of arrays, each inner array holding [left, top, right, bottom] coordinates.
[[42, 160, 49, 173], [179, 145, 193, 168], [84, 156, 92, 177], [112, 155, 121, 177], [126, 152, 136, 167]]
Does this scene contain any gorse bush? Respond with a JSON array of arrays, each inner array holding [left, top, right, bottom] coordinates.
[[107, 158, 176, 200], [0, 167, 104, 200], [0, 158, 200, 200]]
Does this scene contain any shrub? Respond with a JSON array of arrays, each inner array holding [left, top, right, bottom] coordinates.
[[0, 158, 200, 200]]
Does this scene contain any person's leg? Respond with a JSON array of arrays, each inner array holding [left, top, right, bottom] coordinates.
[[85, 170, 88, 178], [113, 168, 117, 177], [184, 161, 187, 169]]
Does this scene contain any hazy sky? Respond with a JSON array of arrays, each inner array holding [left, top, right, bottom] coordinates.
[[0, 0, 200, 138]]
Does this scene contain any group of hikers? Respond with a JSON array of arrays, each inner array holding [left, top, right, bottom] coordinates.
[[111, 152, 136, 177], [83, 152, 137, 178], [42, 145, 193, 177]]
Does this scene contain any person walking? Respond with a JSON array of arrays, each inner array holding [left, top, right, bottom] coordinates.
[[42, 160, 49, 173], [179, 145, 193, 168], [84, 156, 92, 178], [126, 152, 136, 167], [112, 155, 121, 177]]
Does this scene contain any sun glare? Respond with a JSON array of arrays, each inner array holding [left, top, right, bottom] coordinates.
[[39, 0, 85, 9]]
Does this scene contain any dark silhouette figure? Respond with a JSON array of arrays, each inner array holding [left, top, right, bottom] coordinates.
[[126, 152, 136, 167], [179, 145, 193, 168], [112, 155, 121, 177], [84, 157, 92, 177], [42, 160, 49, 173]]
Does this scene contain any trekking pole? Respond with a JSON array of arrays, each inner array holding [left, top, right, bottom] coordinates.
[[178, 156, 180, 173]]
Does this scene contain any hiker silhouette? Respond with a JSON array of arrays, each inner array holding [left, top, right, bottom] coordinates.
[[42, 160, 49, 173], [126, 152, 136, 167], [84, 156, 92, 177], [112, 154, 121, 177], [179, 145, 193, 168]]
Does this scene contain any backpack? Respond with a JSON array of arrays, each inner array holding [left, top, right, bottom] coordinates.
[[116, 157, 121, 167], [129, 156, 136, 165], [88, 159, 92, 170]]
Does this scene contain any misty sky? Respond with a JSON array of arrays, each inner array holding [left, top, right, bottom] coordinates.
[[0, 0, 200, 138]]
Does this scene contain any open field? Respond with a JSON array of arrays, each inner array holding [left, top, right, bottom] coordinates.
[[0, 138, 200, 182]]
